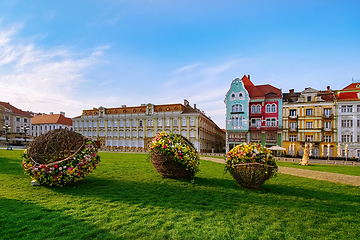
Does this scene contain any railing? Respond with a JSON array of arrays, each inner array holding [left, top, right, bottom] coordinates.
[[323, 114, 334, 118], [288, 115, 298, 119]]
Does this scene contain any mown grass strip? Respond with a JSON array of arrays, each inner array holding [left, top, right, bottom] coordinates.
[[1, 150, 359, 239]]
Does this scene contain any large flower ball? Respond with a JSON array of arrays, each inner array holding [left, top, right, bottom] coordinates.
[[22, 129, 100, 187]]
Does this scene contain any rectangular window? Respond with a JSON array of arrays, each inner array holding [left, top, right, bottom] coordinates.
[[324, 136, 331, 142], [132, 131, 136, 137], [289, 122, 297, 130], [182, 118, 186, 126], [324, 121, 331, 129], [341, 105, 353, 112], [16, 117, 20, 122], [341, 120, 353, 128], [358, 119, 360, 128], [16, 126, 20, 132], [190, 131, 195, 138], [113, 131, 117, 137], [120, 131, 124, 137], [341, 135, 353, 142], [107, 131, 112, 137], [120, 120, 124, 127], [126, 121, 130, 127], [165, 119, 170, 127], [75, 122, 78, 127], [307, 96, 311, 102], [289, 109, 297, 116], [173, 119, 178, 126], [147, 119, 153, 127], [84, 122, 87, 127], [126, 131, 130, 137], [289, 135, 297, 142], [265, 118, 276, 127], [107, 121, 112, 127], [114, 121, 117, 127], [305, 122, 313, 129], [158, 119, 162, 127], [190, 118, 195, 126], [132, 120, 136, 127], [357, 105, 360, 112], [139, 131, 143, 138], [4, 116, 9, 121], [324, 108, 331, 117], [24, 118, 28, 123], [99, 131, 104, 137], [305, 135, 313, 142], [93, 121, 96, 128], [99, 121, 104, 127], [305, 109, 313, 116]]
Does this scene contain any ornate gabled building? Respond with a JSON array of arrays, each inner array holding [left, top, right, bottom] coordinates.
[[224, 75, 282, 152], [282, 86, 337, 157], [336, 82, 360, 158], [73, 100, 225, 153]]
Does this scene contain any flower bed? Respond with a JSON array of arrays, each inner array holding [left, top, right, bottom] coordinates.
[[225, 143, 277, 189], [22, 130, 100, 187], [149, 131, 200, 179]]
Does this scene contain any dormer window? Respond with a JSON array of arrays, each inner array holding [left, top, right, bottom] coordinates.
[[239, 93, 243, 97], [307, 96, 311, 102]]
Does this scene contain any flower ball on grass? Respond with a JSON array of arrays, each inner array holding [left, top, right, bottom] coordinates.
[[149, 131, 200, 179], [22, 129, 100, 187], [225, 142, 277, 189]]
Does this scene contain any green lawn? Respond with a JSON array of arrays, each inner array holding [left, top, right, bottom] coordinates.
[[1, 149, 360, 239], [277, 161, 360, 176]]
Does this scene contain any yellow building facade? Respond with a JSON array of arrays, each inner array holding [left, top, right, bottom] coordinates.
[[282, 87, 337, 157]]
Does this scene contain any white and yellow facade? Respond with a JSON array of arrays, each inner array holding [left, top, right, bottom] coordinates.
[[73, 100, 225, 153], [282, 87, 337, 157]]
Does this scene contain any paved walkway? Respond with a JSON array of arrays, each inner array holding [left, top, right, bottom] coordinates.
[[200, 156, 360, 187]]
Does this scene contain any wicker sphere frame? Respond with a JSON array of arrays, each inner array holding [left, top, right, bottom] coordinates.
[[22, 129, 100, 187], [149, 131, 200, 179], [151, 151, 194, 179], [228, 163, 276, 189]]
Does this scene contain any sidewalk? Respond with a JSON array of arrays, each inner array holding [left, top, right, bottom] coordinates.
[[200, 156, 360, 187]]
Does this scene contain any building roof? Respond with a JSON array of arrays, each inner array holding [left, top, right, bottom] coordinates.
[[340, 83, 360, 92], [32, 114, 73, 126], [0, 101, 33, 117], [241, 75, 281, 100], [337, 92, 360, 101]]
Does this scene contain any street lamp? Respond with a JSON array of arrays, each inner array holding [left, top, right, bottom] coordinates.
[[21, 125, 30, 142], [3, 124, 11, 143]]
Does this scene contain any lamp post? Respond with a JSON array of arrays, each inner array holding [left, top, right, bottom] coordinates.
[[21, 125, 30, 142], [3, 124, 11, 144]]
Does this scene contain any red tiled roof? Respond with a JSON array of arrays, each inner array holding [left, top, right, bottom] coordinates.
[[337, 92, 359, 101], [32, 114, 72, 126], [256, 84, 282, 99], [241, 76, 281, 99], [341, 83, 360, 92], [0, 101, 33, 117]]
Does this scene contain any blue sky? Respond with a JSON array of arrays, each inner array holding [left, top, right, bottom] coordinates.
[[1, 0, 360, 129]]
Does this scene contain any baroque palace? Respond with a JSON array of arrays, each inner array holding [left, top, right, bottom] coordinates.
[[72, 100, 226, 153]]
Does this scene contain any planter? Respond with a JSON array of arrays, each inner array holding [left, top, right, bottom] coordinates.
[[151, 152, 194, 179], [228, 163, 276, 189]]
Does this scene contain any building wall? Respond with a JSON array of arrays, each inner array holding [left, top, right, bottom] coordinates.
[[31, 123, 72, 137], [283, 95, 337, 157], [337, 101, 360, 158], [73, 103, 225, 153]]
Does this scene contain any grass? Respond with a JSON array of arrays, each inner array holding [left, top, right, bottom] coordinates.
[[0, 149, 360, 239], [277, 162, 360, 176]]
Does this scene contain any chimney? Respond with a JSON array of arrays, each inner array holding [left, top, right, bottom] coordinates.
[[194, 104, 197, 109], [327, 86, 330, 91], [50, 112, 53, 115], [289, 89, 294, 94], [60, 112, 65, 116], [121, 105, 126, 108], [247, 75, 250, 80]]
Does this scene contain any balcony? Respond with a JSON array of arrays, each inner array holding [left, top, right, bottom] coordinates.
[[249, 112, 262, 117], [322, 127, 333, 132], [289, 127, 298, 132], [228, 138, 246, 142], [288, 115, 298, 119], [323, 114, 334, 119], [231, 111, 244, 114], [249, 125, 261, 130]]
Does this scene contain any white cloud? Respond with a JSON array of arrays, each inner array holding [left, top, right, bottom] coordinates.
[[0, 24, 108, 117]]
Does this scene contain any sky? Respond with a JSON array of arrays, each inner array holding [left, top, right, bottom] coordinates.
[[1, 0, 360, 129]]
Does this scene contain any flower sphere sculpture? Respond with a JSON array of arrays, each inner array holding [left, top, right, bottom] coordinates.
[[22, 129, 100, 187], [149, 131, 200, 179], [225, 142, 277, 189]]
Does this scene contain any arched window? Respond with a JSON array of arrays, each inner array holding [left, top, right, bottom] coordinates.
[[231, 93, 235, 98], [271, 104, 276, 113], [232, 104, 243, 113], [266, 104, 271, 113], [251, 105, 255, 113], [257, 105, 261, 113], [239, 93, 243, 97]]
